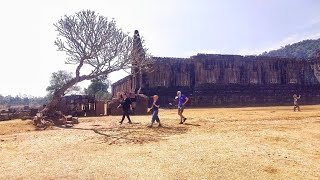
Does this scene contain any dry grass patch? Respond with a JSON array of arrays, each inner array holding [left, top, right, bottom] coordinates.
[[0, 105, 320, 179], [0, 120, 35, 135]]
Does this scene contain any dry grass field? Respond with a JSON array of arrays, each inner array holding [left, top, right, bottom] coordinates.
[[0, 105, 320, 179]]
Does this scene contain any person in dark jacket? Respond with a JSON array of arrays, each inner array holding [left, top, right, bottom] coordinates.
[[117, 93, 133, 124]]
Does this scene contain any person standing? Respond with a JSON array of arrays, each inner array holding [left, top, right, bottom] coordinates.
[[176, 91, 189, 124], [148, 95, 161, 128], [293, 94, 301, 112], [117, 93, 133, 124]]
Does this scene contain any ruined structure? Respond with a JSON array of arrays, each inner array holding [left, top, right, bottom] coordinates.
[[112, 31, 320, 107], [107, 92, 149, 115], [58, 95, 106, 116]]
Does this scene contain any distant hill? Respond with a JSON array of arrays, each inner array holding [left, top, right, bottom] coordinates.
[[261, 38, 320, 58]]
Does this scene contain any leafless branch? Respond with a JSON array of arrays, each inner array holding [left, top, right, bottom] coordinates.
[[50, 9, 152, 103]]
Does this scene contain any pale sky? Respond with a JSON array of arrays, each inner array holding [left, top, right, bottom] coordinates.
[[0, 0, 319, 97]]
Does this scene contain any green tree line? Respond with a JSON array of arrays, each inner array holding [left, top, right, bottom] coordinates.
[[261, 38, 320, 58], [0, 71, 112, 107], [0, 95, 49, 107]]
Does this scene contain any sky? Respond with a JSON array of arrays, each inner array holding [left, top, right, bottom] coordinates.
[[0, 0, 319, 97]]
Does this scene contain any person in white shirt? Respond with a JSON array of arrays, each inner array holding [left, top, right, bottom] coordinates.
[[293, 94, 301, 112]]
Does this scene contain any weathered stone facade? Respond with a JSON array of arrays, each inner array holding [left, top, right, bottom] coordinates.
[[112, 53, 320, 107], [111, 31, 320, 107]]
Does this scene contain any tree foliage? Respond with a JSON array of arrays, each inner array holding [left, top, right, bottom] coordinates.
[[261, 38, 320, 58], [85, 77, 111, 100], [46, 70, 80, 96]]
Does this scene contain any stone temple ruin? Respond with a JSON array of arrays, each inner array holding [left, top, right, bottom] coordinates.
[[111, 30, 320, 107], [0, 95, 106, 121]]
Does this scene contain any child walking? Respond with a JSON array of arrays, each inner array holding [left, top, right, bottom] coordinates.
[[148, 95, 161, 128]]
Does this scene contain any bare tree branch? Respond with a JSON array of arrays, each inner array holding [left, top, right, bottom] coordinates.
[[45, 10, 152, 118]]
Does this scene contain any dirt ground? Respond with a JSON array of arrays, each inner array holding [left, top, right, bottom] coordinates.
[[0, 105, 319, 179]]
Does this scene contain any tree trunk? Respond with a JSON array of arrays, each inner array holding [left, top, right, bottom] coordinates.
[[42, 75, 92, 124], [139, 67, 143, 88]]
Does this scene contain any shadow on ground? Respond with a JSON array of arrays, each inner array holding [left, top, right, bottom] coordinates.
[[183, 123, 201, 126], [60, 124, 189, 145]]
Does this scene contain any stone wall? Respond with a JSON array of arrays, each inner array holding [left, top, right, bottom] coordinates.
[[111, 54, 320, 107], [107, 94, 149, 115], [111, 75, 133, 97]]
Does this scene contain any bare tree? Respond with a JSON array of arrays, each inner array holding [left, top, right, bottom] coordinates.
[[43, 10, 150, 119]]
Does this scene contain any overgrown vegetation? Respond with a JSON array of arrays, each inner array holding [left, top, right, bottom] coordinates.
[[0, 94, 48, 107], [46, 70, 81, 98], [84, 76, 111, 101], [261, 38, 320, 58]]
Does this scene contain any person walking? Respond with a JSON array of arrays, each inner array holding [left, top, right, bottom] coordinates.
[[293, 94, 301, 112], [176, 91, 189, 124], [117, 93, 133, 124], [148, 95, 161, 128]]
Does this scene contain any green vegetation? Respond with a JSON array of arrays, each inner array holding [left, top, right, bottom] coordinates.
[[84, 76, 111, 101], [261, 38, 320, 58], [46, 70, 81, 98], [0, 94, 48, 107]]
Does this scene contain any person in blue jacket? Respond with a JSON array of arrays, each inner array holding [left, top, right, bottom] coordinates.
[[176, 91, 189, 124]]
